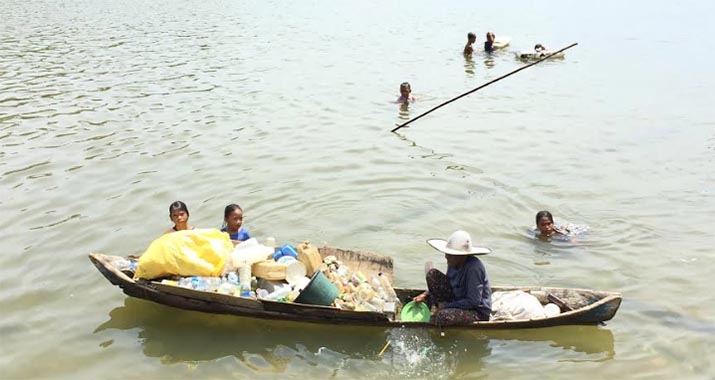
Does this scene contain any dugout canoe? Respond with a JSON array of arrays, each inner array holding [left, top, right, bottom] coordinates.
[[88, 247, 621, 329]]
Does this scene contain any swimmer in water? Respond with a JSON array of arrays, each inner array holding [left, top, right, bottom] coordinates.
[[464, 32, 477, 55], [484, 32, 496, 53], [535, 210, 569, 238], [396, 82, 416, 104]]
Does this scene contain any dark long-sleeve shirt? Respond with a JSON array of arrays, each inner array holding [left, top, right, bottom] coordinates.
[[444, 256, 491, 320]]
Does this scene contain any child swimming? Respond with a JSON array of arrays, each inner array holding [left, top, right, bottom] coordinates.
[[464, 32, 477, 55], [534, 210, 588, 240], [535, 210, 566, 237], [396, 82, 416, 104]]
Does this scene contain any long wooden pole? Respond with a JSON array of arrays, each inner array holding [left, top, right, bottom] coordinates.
[[391, 42, 578, 133]]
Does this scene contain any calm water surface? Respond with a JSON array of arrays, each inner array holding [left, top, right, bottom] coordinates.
[[1, 0, 714, 379]]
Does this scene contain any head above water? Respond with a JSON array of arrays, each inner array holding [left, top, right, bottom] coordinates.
[[535, 210, 555, 236], [486, 32, 495, 42], [467, 32, 476, 42], [399, 82, 411, 97]]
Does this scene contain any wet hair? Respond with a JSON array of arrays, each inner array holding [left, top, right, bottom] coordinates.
[[169, 201, 189, 217], [400, 82, 411, 90], [535, 210, 553, 225], [468, 32, 476, 39], [224, 203, 243, 218], [534, 43, 545, 50]]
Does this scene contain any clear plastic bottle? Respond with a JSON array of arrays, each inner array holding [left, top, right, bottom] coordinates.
[[238, 264, 251, 291], [266, 286, 291, 301], [240, 283, 251, 297], [217, 281, 237, 295]]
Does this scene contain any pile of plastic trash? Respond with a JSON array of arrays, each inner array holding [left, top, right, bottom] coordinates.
[[321, 255, 401, 315], [138, 237, 402, 316]]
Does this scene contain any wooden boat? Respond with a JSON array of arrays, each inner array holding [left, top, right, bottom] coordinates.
[[89, 247, 621, 329]]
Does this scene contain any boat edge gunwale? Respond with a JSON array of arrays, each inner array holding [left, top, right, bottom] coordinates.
[[88, 252, 621, 329]]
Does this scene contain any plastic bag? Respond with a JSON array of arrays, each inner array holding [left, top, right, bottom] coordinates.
[[133, 229, 232, 280], [491, 290, 547, 320]]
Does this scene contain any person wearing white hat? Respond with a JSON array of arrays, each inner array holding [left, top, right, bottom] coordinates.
[[412, 230, 492, 325]]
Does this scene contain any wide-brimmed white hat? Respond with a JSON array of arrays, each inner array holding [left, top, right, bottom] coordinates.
[[427, 230, 491, 256]]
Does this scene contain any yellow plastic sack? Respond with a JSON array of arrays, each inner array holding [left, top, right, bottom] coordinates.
[[133, 229, 232, 280]]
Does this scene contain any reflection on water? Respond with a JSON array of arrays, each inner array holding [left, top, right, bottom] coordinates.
[[464, 55, 476, 75], [398, 102, 410, 121], [95, 297, 615, 377]]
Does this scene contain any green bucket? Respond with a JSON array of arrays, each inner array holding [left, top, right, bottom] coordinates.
[[294, 271, 339, 306]]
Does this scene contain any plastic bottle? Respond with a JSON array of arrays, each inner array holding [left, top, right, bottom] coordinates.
[[178, 277, 190, 288], [205, 277, 222, 292], [378, 273, 399, 302], [265, 237, 276, 248], [256, 289, 269, 299], [227, 271, 239, 284], [238, 264, 251, 291], [218, 280, 237, 295], [240, 283, 251, 297], [266, 285, 291, 301]]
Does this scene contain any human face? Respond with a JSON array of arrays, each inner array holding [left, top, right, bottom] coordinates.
[[170, 210, 189, 228], [537, 216, 555, 236], [225, 209, 244, 232], [445, 254, 467, 268], [400, 85, 411, 98]]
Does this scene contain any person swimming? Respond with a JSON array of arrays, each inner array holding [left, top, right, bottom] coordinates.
[[484, 32, 496, 53], [535, 210, 567, 237], [165, 201, 194, 234], [534, 210, 588, 240], [221, 203, 251, 244], [396, 82, 416, 104], [464, 32, 477, 55]]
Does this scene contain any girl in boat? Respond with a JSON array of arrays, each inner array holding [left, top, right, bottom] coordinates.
[[165, 201, 194, 234], [412, 230, 492, 326], [221, 203, 251, 245]]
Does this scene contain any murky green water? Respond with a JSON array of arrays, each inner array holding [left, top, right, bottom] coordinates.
[[1, 0, 714, 379]]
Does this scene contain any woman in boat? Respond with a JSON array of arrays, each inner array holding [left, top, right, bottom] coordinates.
[[221, 203, 251, 244], [165, 201, 194, 234], [412, 230, 492, 326]]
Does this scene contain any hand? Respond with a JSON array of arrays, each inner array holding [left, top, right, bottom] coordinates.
[[413, 293, 428, 303]]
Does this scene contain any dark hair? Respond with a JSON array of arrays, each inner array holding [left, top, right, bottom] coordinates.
[[535, 210, 553, 225], [400, 82, 411, 90], [224, 203, 243, 218], [468, 32, 476, 39], [169, 201, 189, 217]]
